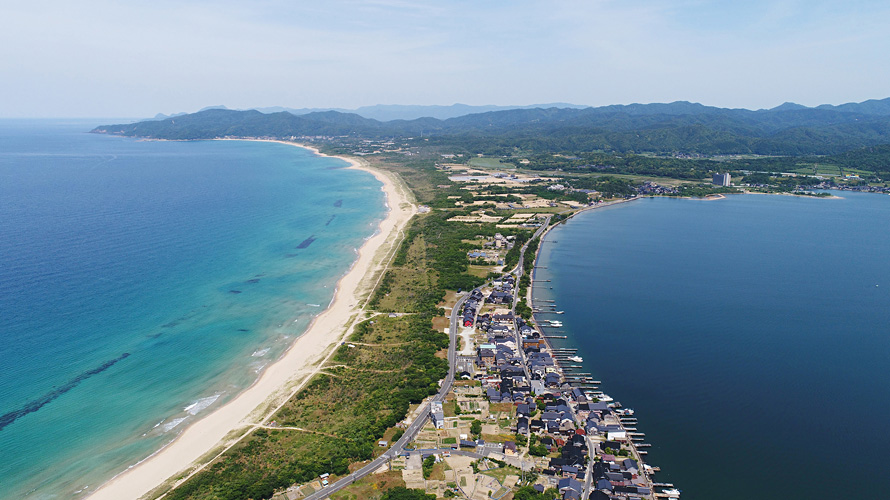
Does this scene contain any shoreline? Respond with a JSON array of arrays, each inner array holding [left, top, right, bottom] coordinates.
[[88, 141, 415, 500]]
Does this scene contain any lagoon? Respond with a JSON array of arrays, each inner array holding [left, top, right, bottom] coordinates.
[[533, 192, 890, 499]]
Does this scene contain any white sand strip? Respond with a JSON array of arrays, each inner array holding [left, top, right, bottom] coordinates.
[[88, 140, 415, 500]]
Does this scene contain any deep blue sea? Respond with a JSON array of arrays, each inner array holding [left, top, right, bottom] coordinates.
[[0, 120, 385, 499], [533, 193, 890, 499]]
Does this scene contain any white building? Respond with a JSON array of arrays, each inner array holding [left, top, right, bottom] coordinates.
[[430, 401, 445, 429]]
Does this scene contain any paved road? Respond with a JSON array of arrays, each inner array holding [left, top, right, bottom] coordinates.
[[511, 216, 551, 381], [402, 448, 535, 470], [582, 436, 595, 500], [304, 290, 472, 499], [310, 217, 558, 499]]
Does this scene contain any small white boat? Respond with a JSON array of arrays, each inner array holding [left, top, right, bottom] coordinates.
[[555, 311, 564, 314], [568, 355, 583, 362]]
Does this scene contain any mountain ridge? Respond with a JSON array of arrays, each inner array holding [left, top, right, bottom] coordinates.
[[94, 98, 890, 156]]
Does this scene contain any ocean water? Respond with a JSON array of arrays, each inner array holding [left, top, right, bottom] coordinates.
[[533, 193, 890, 499], [0, 120, 385, 499]]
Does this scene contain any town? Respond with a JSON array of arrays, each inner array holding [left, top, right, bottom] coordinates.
[[283, 219, 680, 500]]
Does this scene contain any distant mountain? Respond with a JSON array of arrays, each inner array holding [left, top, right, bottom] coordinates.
[[94, 98, 890, 156], [253, 106, 348, 115], [150, 105, 228, 121], [816, 97, 890, 115], [348, 103, 588, 121], [252, 103, 588, 121], [769, 102, 809, 112], [150, 112, 187, 121]]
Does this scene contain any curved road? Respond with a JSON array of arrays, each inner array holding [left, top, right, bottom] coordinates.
[[307, 213, 557, 499], [304, 289, 472, 499]]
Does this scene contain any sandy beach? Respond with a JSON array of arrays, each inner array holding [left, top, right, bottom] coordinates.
[[88, 141, 415, 500]]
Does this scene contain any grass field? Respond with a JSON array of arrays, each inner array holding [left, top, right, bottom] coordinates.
[[469, 157, 515, 169], [789, 162, 872, 177], [328, 470, 406, 500]]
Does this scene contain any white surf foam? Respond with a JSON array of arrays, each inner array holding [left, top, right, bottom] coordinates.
[[183, 394, 221, 415], [162, 417, 187, 432]]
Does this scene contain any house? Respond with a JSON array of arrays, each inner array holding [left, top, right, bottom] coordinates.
[[561, 445, 586, 466], [430, 401, 445, 429], [517, 416, 529, 434], [557, 477, 583, 499], [478, 348, 495, 367], [561, 465, 579, 478], [492, 313, 515, 323], [605, 471, 632, 482], [544, 373, 561, 387], [541, 411, 562, 424], [622, 458, 639, 474], [607, 430, 627, 441], [571, 388, 587, 403], [490, 291, 513, 304], [569, 434, 586, 447], [504, 441, 518, 456], [486, 387, 502, 402], [596, 478, 612, 492]]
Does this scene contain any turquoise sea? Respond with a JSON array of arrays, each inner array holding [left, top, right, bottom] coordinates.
[[0, 120, 385, 499], [533, 193, 890, 499]]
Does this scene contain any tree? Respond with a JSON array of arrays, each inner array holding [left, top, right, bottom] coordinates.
[[513, 485, 559, 500], [528, 444, 549, 456], [470, 419, 482, 437], [422, 455, 436, 479]]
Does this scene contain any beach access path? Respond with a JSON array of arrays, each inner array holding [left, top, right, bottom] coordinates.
[[88, 143, 416, 500], [302, 286, 470, 499]]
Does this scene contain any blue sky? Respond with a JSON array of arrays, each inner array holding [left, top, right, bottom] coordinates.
[[2, 0, 888, 117]]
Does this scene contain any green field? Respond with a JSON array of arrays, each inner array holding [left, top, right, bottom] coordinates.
[[468, 157, 515, 169], [789, 163, 872, 177]]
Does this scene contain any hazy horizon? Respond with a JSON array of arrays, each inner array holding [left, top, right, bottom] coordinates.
[[5, 96, 890, 122], [3, 1, 889, 118]]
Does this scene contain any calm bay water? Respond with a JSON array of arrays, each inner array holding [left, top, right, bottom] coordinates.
[[0, 120, 385, 499], [534, 193, 890, 499]]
